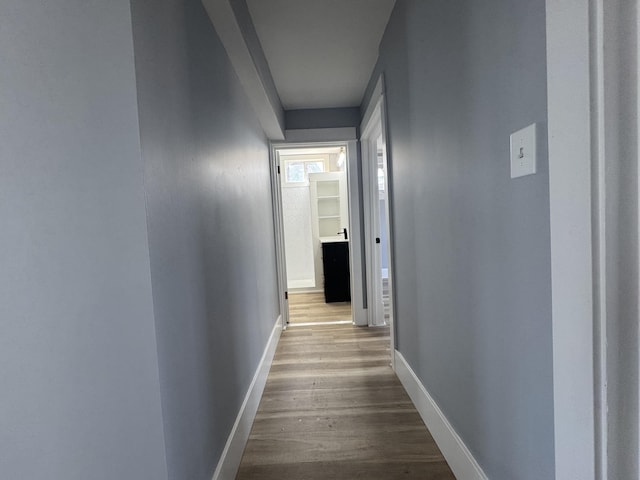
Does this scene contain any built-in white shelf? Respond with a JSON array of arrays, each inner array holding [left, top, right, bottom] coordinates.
[[309, 172, 349, 288]]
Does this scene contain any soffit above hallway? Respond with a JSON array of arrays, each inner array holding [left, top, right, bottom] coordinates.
[[246, 0, 396, 110]]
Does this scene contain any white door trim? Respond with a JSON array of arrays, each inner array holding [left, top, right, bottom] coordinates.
[[544, 0, 639, 477], [361, 111, 383, 328], [269, 148, 289, 329], [271, 136, 367, 327], [360, 75, 397, 363], [547, 2, 597, 477]]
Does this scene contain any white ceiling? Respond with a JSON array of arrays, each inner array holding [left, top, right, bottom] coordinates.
[[246, 0, 396, 110]]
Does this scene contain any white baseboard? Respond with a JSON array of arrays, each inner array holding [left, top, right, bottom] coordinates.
[[212, 316, 282, 480], [287, 279, 315, 289], [288, 287, 324, 294], [394, 350, 488, 480]]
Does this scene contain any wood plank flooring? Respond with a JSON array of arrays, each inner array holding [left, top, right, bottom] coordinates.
[[288, 292, 352, 324], [235, 324, 455, 480]]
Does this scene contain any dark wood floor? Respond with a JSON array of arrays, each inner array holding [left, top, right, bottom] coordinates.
[[235, 324, 455, 479]]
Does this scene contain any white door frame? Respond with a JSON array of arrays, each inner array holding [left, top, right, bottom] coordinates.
[[547, 1, 639, 478], [361, 75, 396, 363], [547, 2, 599, 477], [361, 118, 385, 327], [270, 130, 367, 328], [269, 148, 289, 328]]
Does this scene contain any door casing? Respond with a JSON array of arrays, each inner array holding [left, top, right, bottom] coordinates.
[[270, 131, 366, 328]]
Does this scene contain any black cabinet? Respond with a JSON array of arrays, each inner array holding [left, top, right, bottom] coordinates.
[[322, 241, 351, 303]]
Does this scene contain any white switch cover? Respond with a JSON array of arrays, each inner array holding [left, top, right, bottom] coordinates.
[[510, 123, 537, 178]]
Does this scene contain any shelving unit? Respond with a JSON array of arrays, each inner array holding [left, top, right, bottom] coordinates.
[[309, 172, 349, 292]]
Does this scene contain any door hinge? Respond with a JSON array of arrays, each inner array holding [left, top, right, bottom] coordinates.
[[277, 165, 281, 174], [376, 237, 381, 244], [285, 291, 288, 300]]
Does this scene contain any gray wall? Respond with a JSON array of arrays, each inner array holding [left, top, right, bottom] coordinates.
[[363, 1, 554, 478], [0, 1, 167, 479], [129, 0, 280, 478], [606, 1, 638, 477], [285, 107, 361, 130]]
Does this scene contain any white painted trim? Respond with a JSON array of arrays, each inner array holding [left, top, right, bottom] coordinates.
[[270, 148, 289, 329], [212, 316, 282, 480], [394, 351, 488, 480], [344, 140, 368, 327], [360, 74, 396, 365], [272, 139, 368, 328], [284, 128, 357, 143], [546, 1, 597, 478], [288, 287, 324, 294], [360, 76, 384, 136], [201, 0, 284, 140], [362, 120, 381, 326], [286, 279, 316, 290], [361, 105, 384, 329], [591, 1, 608, 476]]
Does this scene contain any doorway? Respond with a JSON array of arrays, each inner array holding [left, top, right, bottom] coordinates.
[[272, 144, 354, 327], [361, 78, 396, 362]]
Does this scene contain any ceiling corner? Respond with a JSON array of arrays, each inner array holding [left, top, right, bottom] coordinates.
[[201, 0, 285, 140]]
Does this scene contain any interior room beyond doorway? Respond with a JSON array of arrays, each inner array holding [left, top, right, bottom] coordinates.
[[278, 145, 352, 325]]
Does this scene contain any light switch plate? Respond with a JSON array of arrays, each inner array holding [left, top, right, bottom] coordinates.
[[510, 123, 537, 178]]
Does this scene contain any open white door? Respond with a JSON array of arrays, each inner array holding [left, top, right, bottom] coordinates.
[[269, 147, 289, 329], [361, 76, 396, 362], [363, 131, 387, 327], [375, 133, 393, 328]]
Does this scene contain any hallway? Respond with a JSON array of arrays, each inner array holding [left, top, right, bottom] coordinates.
[[6, 0, 638, 478], [236, 324, 455, 479]]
